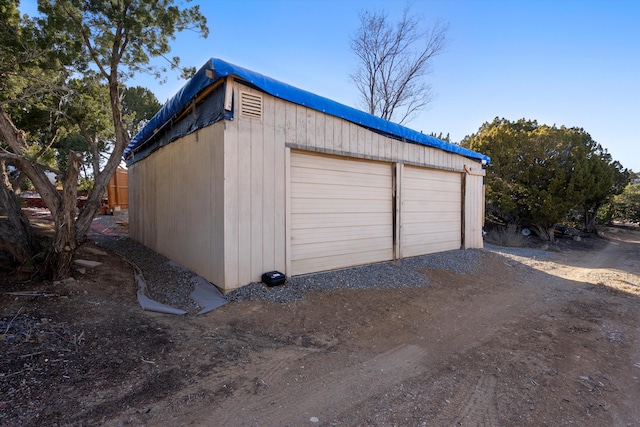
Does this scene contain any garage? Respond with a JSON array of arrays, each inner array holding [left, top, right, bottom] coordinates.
[[290, 151, 394, 275], [126, 58, 490, 291], [401, 166, 462, 257]]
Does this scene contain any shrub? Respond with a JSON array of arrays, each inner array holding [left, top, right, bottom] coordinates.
[[484, 224, 528, 247]]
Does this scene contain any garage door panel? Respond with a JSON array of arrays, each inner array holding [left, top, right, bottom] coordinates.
[[403, 209, 460, 221], [403, 204, 459, 215], [402, 221, 461, 234], [292, 168, 390, 188], [403, 188, 461, 202], [292, 153, 391, 175], [292, 224, 391, 244], [291, 151, 393, 275], [292, 212, 391, 228], [292, 249, 394, 276], [401, 166, 462, 258], [292, 199, 390, 214], [404, 228, 461, 244], [405, 178, 460, 190], [291, 183, 390, 200], [403, 241, 459, 255], [292, 235, 392, 259]]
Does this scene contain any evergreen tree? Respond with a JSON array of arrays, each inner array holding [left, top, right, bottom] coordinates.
[[463, 117, 627, 241]]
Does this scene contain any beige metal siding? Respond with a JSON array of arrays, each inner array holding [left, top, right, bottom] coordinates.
[[290, 151, 394, 275], [463, 167, 485, 249], [278, 99, 472, 173], [129, 158, 157, 249], [401, 166, 462, 257], [222, 87, 287, 289], [128, 123, 226, 287]]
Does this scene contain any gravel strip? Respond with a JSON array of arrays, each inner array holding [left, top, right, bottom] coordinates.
[[89, 213, 201, 313], [227, 249, 485, 303], [88, 212, 552, 310]]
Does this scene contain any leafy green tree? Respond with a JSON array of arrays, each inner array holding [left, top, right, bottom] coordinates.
[[58, 80, 159, 182], [0, 0, 207, 278], [462, 118, 626, 241], [0, 0, 57, 265], [121, 86, 162, 138], [613, 184, 640, 223], [577, 153, 628, 233], [63, 75, 114, 176], [0, 3, 101, 270], [552, 128, 629, 233]]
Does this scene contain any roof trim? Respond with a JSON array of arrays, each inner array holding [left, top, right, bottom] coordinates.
[[124, 58, 490, 164]]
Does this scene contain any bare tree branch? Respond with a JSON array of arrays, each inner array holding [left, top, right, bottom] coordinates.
[[350, 7, 447, 125]]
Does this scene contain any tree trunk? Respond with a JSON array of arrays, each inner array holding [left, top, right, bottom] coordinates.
[[46, 151, 83, 279], [584, 206, 600, 235], [0, 108, 61, 216], [0, 84, 129, 279], [74, 76, 129, 242], [0, 163, 39, 264], [48, 214, 75, 279], [0, 88, 127, 278]]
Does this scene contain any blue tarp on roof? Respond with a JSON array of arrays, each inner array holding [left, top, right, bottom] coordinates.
[[124, 58, 490, 164]]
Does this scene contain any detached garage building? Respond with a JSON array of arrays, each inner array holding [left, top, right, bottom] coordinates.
[[124, 58, 490, 292]]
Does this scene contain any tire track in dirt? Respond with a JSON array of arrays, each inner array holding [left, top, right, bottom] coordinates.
[[199, 265, 551, 426], [140, 235, 640, 426], [255, 348, 311, 386], [433, 372, 499, 426], [208, 343, 427, 425]]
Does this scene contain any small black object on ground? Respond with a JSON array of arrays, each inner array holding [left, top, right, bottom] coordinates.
[[262, 271, 286, 287]]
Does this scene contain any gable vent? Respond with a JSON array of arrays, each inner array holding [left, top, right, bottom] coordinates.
[[240, 91, 263, 119]]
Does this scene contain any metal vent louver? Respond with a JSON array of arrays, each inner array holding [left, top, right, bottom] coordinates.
[[240, 91, 262, 119]]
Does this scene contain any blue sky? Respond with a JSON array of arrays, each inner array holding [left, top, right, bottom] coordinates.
[[21, 0, 640, 171]]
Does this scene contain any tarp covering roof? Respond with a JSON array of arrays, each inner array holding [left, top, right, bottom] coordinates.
[[125, 58, 490, 164]]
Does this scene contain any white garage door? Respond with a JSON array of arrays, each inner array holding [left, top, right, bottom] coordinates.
[[290, 151, 394, 275], [401, 166, 462, 257]]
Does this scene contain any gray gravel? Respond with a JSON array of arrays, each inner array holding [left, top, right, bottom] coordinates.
[[89, 213, 201, 313], [228, 250, 484, 304], [88, 212, 547, 311]]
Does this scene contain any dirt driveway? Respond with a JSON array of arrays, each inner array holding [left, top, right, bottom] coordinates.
[[1, 226, 639, 426]]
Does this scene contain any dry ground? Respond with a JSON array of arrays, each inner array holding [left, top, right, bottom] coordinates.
[[1, 225, 639, 426]]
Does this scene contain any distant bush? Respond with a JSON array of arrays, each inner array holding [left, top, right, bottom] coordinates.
[[77, 177, 94, 194], [484, 224, 528, 247], [20, 178, 34, 192], [612, 184, 640, 223]]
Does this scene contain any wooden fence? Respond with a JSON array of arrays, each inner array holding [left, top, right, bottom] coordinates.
[[107, 168, 128, 209]]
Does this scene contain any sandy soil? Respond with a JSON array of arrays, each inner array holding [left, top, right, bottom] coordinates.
[[1, 225, 639, 426]]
